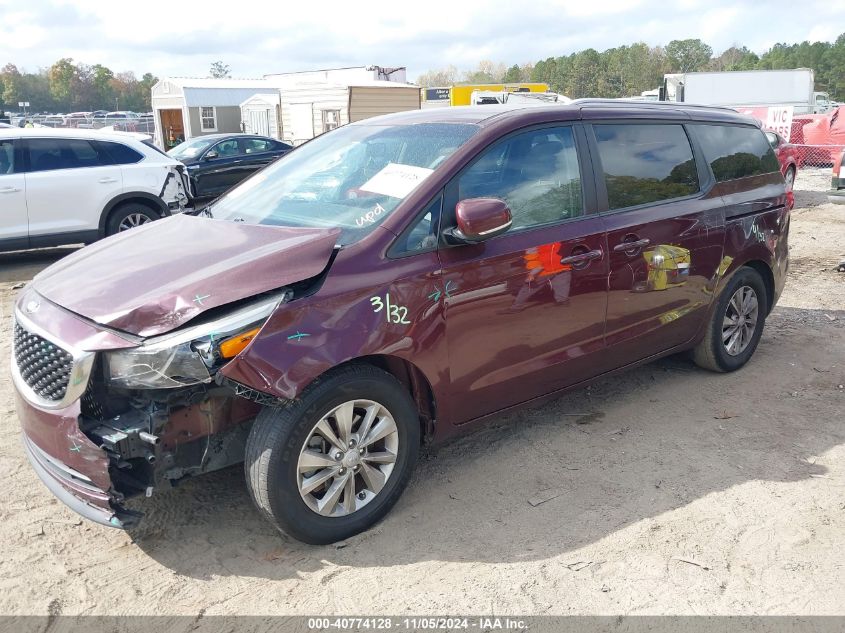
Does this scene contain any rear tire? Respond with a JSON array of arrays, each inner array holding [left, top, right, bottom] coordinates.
[[693, 267, 768, 372], [105, 202, 160, 236], [245, 364, 420, 544]]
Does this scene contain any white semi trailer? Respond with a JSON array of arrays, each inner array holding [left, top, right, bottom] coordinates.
[[660, 68, 833, 114]]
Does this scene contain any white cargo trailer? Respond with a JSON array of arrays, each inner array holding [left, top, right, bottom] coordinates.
[[661, 69, 832, 114]]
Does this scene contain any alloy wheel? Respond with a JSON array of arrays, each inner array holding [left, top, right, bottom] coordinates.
[[118, 212, 152, 231], [296, 399, 399, 517], [722, 285, 759, 356]]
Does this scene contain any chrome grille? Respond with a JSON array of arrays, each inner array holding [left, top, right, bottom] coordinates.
[[13, 322, 74, 402]]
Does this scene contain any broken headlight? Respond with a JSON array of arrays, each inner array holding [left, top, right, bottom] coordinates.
[[105, 293, 285, 390]]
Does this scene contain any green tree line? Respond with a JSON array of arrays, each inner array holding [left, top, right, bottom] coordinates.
[[1, 58, 158, 114], [418, 34, 845, 101]]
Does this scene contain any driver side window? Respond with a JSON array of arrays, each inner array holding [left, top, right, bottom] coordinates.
[[456, 126, 583, 231], [211, 139, 241, 158]]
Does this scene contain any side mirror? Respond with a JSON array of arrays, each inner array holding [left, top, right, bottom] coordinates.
[[204, 150, 218, 160], [446, 198, 513, 243]]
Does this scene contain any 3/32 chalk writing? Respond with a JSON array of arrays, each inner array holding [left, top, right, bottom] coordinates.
[[370, 293, 410, 324]]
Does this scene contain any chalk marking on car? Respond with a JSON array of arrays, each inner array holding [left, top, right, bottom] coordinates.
[[370, 293, 410, 324], [428, 280, 457, 304]]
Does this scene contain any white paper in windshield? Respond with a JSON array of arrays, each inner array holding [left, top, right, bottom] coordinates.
[[359, 163, 434, 199]]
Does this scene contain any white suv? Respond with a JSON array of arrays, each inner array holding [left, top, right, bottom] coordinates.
[[0, 128, 190, 251]]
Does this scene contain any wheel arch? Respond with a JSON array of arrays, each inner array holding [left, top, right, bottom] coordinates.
[[98, 193, 169, 237], [742, 259, 776, 315], [326, 355, 437, 445], [715, 257, 775, 316]]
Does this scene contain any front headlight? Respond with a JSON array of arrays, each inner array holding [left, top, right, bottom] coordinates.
[[106, 341, 212, 389], [105, 293, 285, 389]]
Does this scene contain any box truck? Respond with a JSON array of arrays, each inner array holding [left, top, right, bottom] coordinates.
[[660, 69, 833, 114]]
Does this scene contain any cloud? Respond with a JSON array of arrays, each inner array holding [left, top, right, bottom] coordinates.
[[0, 0, 841, 79]]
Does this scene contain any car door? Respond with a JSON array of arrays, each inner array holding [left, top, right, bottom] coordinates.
[[23, 137, 123, 241], [438, 124, 609, 424], [0, 137, 29, 248], [193, 138, 247, 197], [587, 121, 725, 363]]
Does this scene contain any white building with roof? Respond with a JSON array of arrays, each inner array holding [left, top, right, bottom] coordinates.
[[151, 77, 271, 149], [151, 66, 419, 149]]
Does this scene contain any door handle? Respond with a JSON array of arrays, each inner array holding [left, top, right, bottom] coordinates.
[[613, 238, 651, 252], [0, 186, 21, 193], [98, 177, 118, 184], [561, 249, 603, 265]]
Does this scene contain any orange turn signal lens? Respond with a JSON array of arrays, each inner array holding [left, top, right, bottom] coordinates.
[[219, 327, 261, 359]]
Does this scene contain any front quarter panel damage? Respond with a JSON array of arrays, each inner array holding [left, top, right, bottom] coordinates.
[[220, 250, 449, 424]]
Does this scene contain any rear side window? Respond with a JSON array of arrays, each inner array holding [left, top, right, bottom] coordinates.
[[99, 141, 144, 164], [693, 124, 779, 182], [27, 138, 109, 172], [594, 124, 700, 211], [242, 138, 274, 154], [0, 139, 15, 174]]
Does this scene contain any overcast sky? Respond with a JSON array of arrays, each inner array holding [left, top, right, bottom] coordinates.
[[1, 0, 843, 81]]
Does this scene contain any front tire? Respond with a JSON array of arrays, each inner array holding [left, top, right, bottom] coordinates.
[[245, 365, 420, 544], [693, 267, 768, 372]]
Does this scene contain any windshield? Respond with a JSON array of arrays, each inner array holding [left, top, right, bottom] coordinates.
[[206, 122, 479, 245], [168, 137, 215, 160]]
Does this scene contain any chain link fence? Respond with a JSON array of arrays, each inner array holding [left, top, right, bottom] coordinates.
[[786, 110, 844, 170], [788, 144, 844, 169], [7, 114, 155, 136]]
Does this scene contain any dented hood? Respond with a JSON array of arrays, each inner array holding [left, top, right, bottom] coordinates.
[[32, 214, 340, 337]]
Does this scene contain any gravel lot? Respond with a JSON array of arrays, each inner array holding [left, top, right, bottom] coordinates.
[[1, 171, 843, 618]]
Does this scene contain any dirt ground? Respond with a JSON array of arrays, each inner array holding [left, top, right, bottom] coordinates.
[[0, 170, 843, 617]]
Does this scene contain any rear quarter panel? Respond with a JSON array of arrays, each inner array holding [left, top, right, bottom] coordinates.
[[711, 173, 790, 312], [120, 161, 178, 202]]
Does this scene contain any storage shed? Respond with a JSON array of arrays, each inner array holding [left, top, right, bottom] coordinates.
[[150, 67, 421, 150], [151, 77, 272, 149], [278, 81, 421, 146], [239, 93, 282, 138]]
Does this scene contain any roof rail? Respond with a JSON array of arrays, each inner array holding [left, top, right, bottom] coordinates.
[[571, 98, 741, 113]]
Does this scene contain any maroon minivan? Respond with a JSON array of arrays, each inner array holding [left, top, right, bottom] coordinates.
[[13, 101, 790, 544]]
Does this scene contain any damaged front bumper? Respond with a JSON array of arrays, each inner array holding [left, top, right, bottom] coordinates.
[[11, 289, 267, 530], [15, 390, 139, 529], [22, 434, 138, 528]]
